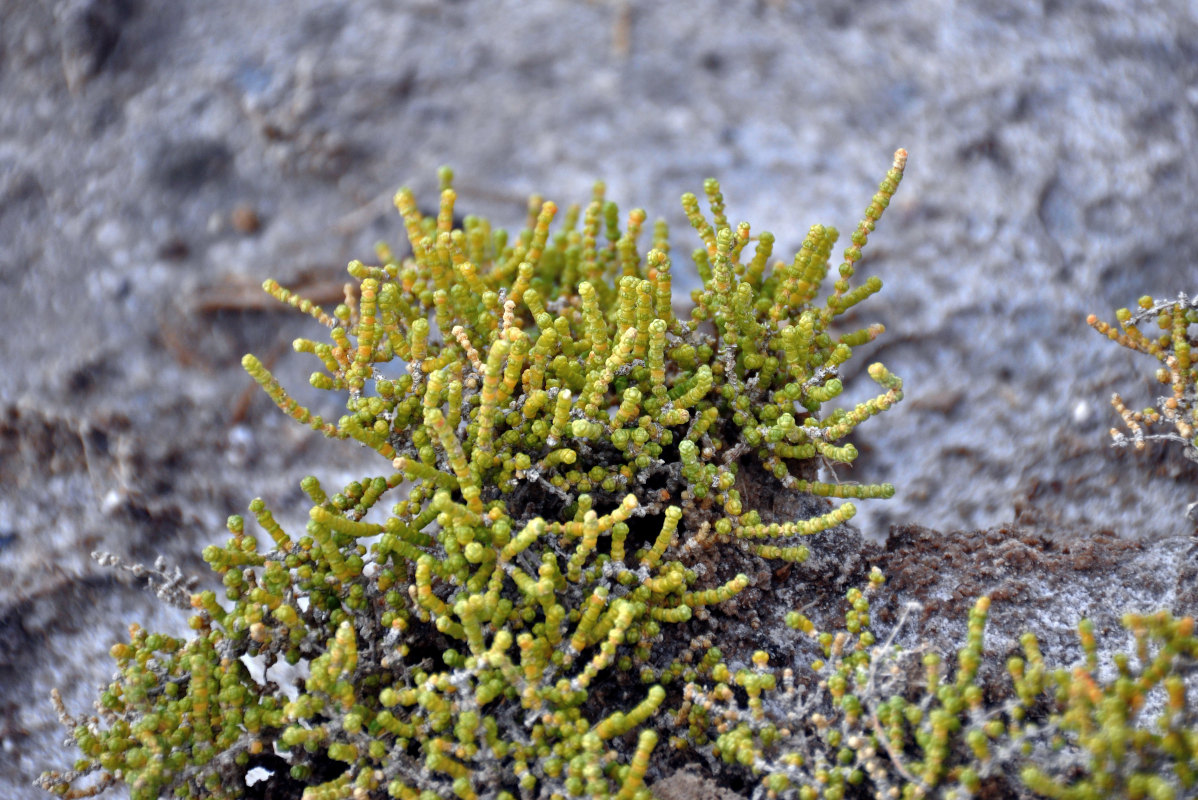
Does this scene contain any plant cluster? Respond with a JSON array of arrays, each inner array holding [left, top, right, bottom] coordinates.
[[679, 571, 1198, 800], [38, 154, 1198, 800], [40, 152, 908, 800], [1088, 292, 1198, 462]]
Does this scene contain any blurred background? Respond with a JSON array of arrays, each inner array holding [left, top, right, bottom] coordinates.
[[2, 1, 1196, 795]]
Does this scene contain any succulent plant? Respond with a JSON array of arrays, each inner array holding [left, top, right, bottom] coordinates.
[[42, 150, 1196, 800]]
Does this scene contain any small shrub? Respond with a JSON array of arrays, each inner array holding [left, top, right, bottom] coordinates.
[[1088, 292, 1198, 463], [39, 152, 908, 799]]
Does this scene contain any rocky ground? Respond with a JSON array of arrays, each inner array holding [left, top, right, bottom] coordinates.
[[1, 1, 1196, 797]]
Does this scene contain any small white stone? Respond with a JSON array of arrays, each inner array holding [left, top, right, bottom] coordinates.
[[1072, 399, 1093, 425], [101, 488, 124, 514], [246, 767, 273, 786]]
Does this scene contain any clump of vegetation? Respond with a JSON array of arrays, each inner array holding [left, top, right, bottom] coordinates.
[[38, 152, 1198, 800], [1088, 292, 1198, 463], [39, 151, 908, 800], [679, 571, 1198, 800]]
